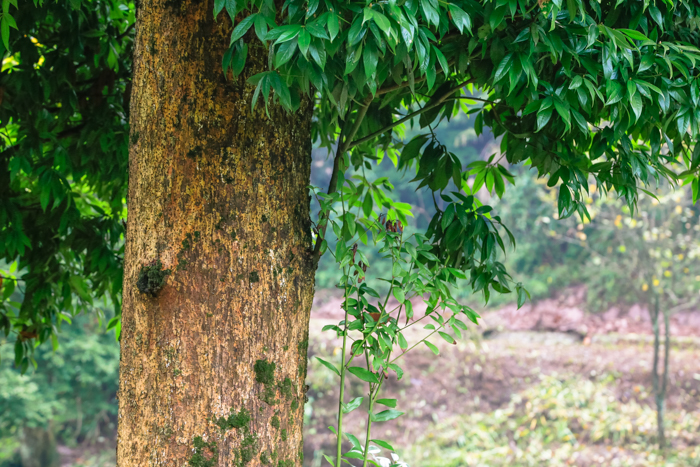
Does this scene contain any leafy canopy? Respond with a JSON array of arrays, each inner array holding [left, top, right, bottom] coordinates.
[[221, 0, 700, 297], [3, 0, 700, 367]]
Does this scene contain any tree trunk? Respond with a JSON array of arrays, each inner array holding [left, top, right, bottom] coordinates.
[[116, 2, 315, 467], [19, 425, 60, 467]]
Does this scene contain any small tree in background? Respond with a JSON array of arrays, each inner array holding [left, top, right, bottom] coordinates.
[[499, 177, 700, 450]]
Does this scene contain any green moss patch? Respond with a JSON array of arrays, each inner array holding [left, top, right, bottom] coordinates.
[[188, 436, 218, 467], [136, 260, 171, 297], [215, 408, 251, 432], [234, 429, 258, 467], [279, 377, 294, 400], [254, 359, 276, 385]]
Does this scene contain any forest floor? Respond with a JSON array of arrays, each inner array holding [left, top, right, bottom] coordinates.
[[56, 290, 700, 467], [302, 291, 700, 467]]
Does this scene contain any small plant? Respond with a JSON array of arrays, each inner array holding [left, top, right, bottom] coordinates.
[[311, 153, 528, 467]]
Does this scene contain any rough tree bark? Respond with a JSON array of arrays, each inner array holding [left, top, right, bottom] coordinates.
[[117, 1, 315, 466]]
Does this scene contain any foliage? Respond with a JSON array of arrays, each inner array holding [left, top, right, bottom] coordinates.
[[225, 0, 700, 220], [0, 0, 133, 369], [495, 171, 700, 311], [214, 0, 700, 464], [0, 313, 119, 464], [4, 0, 700, 464], [404, 374, 700, 467], [311, 179, 503, 466]]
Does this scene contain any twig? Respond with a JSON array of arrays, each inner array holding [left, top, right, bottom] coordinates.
[[311, 96, 373, 262], [0, 276, 21, 282], [116, 23, 136, 41], [349, 79, 476, 149]]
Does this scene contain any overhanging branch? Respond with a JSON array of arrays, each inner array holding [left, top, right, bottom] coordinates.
[[349, 79, 476, 149], [311, 96, 373, 262]]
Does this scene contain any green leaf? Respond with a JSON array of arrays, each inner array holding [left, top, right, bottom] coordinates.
[[420, 0, 439, 26], [230, 14, 257, 44], [372, 10, 391, 35], [342, 396, 364, 413], [370, 409, 404, 422], [536, 106, 553, 132], [388, 363, 404, 380], [343, 451, 365, 460], [371, 439, 395, 451], [516, 285, 530, 309], [433, 47, 449, 75], [275, 39, 298, 68], [568, 75, 583, 89], [298, 30, 311, 58], [230, 43, 247, 76], [494, 53, 513, 83], [400, 134, 428, 166], [553, 99, 571, 130], [376, 398, 397, 408], [269, 71, 292, 109], [327, 12, 340, 41], [630, 92, 643, 122], [348, 366, 380, 383], [438, 331, 455, 344], [362, 193, 373, 218], [363, 40, 378, 80], [392, 287, 405, 303], [271, 24, 302, 45], [424, 341, 439, 355], [306, 0, 319, 18], [447, 268, 466, 279], [214, 0, 226, 17], [463, 307, 480, 324], [448, 4, 471, 34], [316, 357, 340, 376], [1, 16, 10, 50], [619, 28, 649, 41]]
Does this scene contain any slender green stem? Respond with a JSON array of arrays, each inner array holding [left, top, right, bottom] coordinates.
[[335, 297, 350, 467], [361, 388, 376, 467], [361, 350, 377, 467], [361, 234, 405, 466], [344, 232, 402, 369], [335, 179, 354, 467], [651, 293, 665, 449], [389, 329, 440, 365]]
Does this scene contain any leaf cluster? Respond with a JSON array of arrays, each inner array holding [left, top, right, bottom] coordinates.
[[0, 0, 133, 368]]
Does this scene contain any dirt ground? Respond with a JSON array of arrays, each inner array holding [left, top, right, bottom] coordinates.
[[302, 291, 700, 466], [55, 290, 700, 467]]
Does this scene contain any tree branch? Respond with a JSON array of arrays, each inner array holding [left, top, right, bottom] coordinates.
[[311, 96, 373, 262], [116, 23, 136, 41], [376, 75, 427, 96], [349, 79, 476, 149]]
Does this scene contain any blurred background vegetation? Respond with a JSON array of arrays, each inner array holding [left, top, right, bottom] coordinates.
[[2, 106, 700, 466]]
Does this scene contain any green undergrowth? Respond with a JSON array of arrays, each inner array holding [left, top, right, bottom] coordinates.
[[404, 375, 700, 467]]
